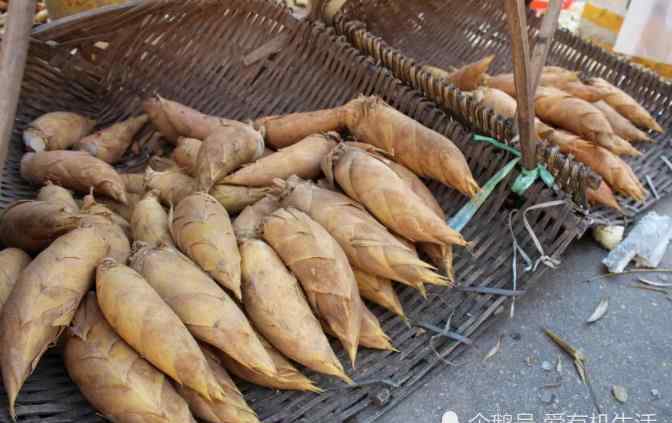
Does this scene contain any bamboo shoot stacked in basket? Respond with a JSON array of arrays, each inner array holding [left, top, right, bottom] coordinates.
[[1, 93, 489, 420]]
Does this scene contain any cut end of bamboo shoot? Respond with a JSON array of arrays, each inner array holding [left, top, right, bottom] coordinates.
[[22, 128, 47, 152]]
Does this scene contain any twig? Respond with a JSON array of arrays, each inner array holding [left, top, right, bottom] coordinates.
[[584, 269, 672, 283], [645, 175, 659, 200], [544, 328, 602, 413], [661, 156, 672, 172], [0, 0, 38, 181], [529, 0, 563, 93], [630, 284, 670, 295]]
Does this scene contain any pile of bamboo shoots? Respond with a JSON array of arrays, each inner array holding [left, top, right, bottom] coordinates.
[[423, 56, 662, 211], [0, 95, 479, 422]]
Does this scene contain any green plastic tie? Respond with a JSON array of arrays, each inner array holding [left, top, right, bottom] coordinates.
[[472, 134, 555, 196], [472, 134, 521, 157], [449, 157, 520, 232]]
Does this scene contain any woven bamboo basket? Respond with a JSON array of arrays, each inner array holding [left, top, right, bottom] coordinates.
[[319, 0, 672, 225], [0, 1, 586, 422]]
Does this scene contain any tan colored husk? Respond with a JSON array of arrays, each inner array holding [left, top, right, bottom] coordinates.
[[210, 184, 273, 214], [588, 78, 663, 133], [233, 195, 281, 240], [173, 137, 201, 175], [421, 243, 455, 281], [78, 197, 131, 264], [594, 100, 653, 143], [485, 70, 608, 102], [343, 96, 480, 197], [196, 125, 265, 191], [323, 143, 466, 249], [423, 55, 494, 91], [77, 115, 149, 164], [96, 259, 225, 401], [120, 172, 146, 194], [81, 192, 131, 236], [23, 111, 95, 152], [143, 95, 245, 143], [95, 193, 141, 222], [353, 268, 405, 319], [21, 150, 128, 204], [383, 157, 444, 219], [130, 190, 174, 247], [255, 107, 347, 149], [545, 129, 646, 202], [65, 294, 197, 423], [149, 156, 178, 172], [240, 239, 350, 383], [0, 227, 108, 418], [587, 182, 623, 212], [218, 336, 321, 393], [380, 155, 453, 280], [359, 304, 396, 351], [144, 167, 196, 206], [263, 208, 363, 366], [0, 200, 81, 253], [483, 71, 579, 96], [37, 181, 79, 213], [130, 244, 275, 379], [223, 132, 338, 187], [0, 249, 31, 313], [550, 80, 609, 102], [534, 87, 640, 157], [472, 87, 547, 135], [170, 193, 241, 299], [176, 346, 259, 423], [275, 177, 448, 295]]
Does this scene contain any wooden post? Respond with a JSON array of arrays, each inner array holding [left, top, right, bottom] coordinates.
[[504, 0, 537, 170], [529, 0, 563, 93], [0, 0, 37, 182]]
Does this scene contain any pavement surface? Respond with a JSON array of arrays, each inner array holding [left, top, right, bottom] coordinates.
[[384, 197, 672, 423]]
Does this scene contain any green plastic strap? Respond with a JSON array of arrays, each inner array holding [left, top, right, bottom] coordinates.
[[472, 134, 521, 157], [472, 134, 555, 195], [449, 157, 520, 232]]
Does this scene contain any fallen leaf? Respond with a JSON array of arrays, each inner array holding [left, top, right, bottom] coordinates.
[[484, 336, 502, 361], [587, 298, 609, 323], [613, 385, 628, 403]]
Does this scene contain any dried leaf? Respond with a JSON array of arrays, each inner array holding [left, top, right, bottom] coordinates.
[[483, 336, 502, 361], [543, 328, 587, 384], [638, 277, 672, 288], [612, 385, 628, 403], [586, 298, 609, 324]]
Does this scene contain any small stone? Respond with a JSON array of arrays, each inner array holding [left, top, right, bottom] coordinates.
[[612, 385, 628, 403], [542, 361, 553, 371], [540, 391, 556, 404], [371, 388, 391, 407], [651, 389, 661, 400], [511, 332, 522, 341]]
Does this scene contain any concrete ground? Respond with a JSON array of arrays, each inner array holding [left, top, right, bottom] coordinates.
[[385, 197, 672, 423]]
